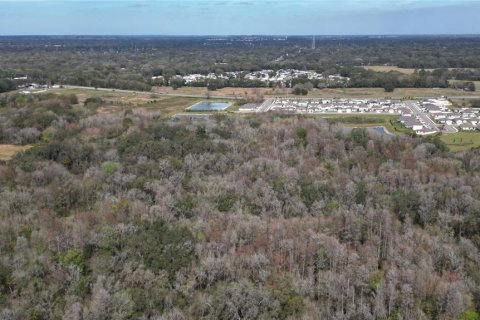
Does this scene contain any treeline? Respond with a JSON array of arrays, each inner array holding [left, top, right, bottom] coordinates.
[[0, 92, 480, 319], [161, 67, 476, 93], [0, 93, 82, 145], [167, 77, 270, 91], [66, 75, 152, 92], [345, 67, 449, 89], [2, 36, 480, 92], [0, 80, 16, 93]]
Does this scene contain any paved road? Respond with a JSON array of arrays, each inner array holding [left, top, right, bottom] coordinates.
[[407, 102, 439, 131], [257, 99, 273, 112], [61, 85, 241, 100], [443, 124, 458, 133]]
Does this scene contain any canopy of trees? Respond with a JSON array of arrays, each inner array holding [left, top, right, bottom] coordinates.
[[2, 36, 480, 91], [0, 91, 480, 319]]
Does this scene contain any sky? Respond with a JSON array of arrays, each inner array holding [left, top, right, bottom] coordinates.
[[0, 0, 479, 35]]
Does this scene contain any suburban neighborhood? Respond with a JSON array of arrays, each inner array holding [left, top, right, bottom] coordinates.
[[155, 69, 349, 87], [239, 97, 480, 134]]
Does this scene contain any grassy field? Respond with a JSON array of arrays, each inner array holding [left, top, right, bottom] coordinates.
[[0, 145, 32, 161], [98, 95, 237, 119], [307, 114, 412, 135], [5, 86, 478, 102], [138, 96, 205, 119], [360, 66, 457, 74], [155, 86, 480, 99], [449, 97, 479, 108], [440, 132, 480, 152], [362, 66, 423, 74], [306, 87, 480, 99], [47, 88, 236, 118], [51, 88, 156, 105], [447, 80, 480, 108], [448, 79, 480, 88], [155, 86, 283, 98]]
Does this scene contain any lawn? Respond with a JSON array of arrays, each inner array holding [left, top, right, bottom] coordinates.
[[440, 132, 480, 152], [0, 145, 32, 161]]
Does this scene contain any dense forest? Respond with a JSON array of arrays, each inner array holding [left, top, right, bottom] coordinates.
[[1, 36, 480, 92], [1, 92, 480, 319]]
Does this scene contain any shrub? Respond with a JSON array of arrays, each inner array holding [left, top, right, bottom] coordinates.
[[59, 248, 86, 272], [217, 192, 238, 212], [126, 220, 195, 282], [102, 161, 120, 177], [458, 310, 480, 320]]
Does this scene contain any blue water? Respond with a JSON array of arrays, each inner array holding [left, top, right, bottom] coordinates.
[[372, 127, 386, 134], [187, 101, 230, 111]]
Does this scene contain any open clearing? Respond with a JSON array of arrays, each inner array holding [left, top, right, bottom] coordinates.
[[303, 87, 478, 99], [8, 86, 479, 102], [48, 89, 234, 118], [440, 132, 480, 152], [448, 79, 480, 88], [361, 66, 425, 74], [154, 86, 280, 98], [139, 96, 206, 119], [0, 145, 32, 161], [449, 97, 479, 108], [155, 86, 479, 99], [51, 88, 156, 105], [361, 66, 458, 74], [309, 114, 412, 135]]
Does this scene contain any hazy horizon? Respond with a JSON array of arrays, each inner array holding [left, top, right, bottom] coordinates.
[[1, 34, 480, 37], [1, 0, 480, 36]]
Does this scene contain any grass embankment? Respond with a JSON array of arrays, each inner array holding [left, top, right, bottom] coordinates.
[[440, 132, 480, 152], [0, 145, 32, 161]]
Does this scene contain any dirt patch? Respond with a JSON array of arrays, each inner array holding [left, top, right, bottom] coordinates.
[[0, 145, 32, 161], [96, 106, 123, 114]]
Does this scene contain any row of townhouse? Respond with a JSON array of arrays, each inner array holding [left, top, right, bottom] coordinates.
[[269, 98, 408, 114], [433, 112, 480, 131], [422, 101, 480, 131], [399, 114, 437, 135]]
